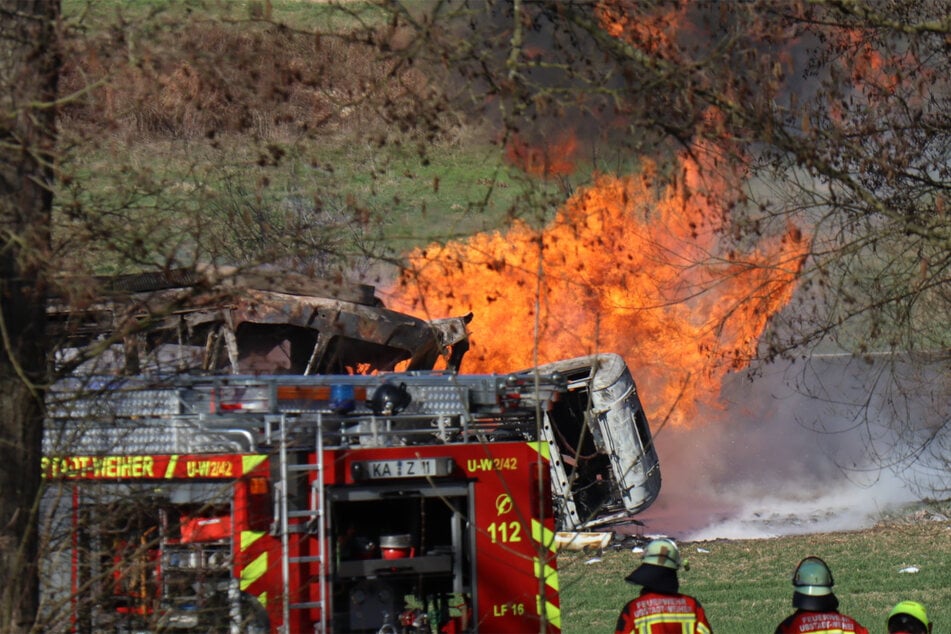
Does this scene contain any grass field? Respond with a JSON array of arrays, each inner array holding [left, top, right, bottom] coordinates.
[[558, 514, 951, 634]]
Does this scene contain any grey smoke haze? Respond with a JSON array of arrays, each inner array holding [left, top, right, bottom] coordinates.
[[633, 355, 950, 540]]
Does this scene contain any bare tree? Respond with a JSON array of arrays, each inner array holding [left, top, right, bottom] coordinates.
[[11, 0, 951, 630], [0, 2, 59, 631], [32, 4, 480, 632], [371, 0, 949, 348], [359, 1, 951, 484]]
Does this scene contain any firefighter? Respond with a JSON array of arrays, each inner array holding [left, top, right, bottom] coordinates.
[[774, 556, 868, 634], [887, 601, 931, 634], [614, 538, 713, 634]]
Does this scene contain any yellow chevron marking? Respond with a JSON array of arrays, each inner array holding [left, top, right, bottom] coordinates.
[[531, 519, 558, 554], [526, 440, 551, 461], [164, 455, 179, 478], [240, 552, 267, 591], [242, 454, 268, 474], [241, 530, 265, 551], [536, 594, 562, 630], [534, 559, 560, 592]]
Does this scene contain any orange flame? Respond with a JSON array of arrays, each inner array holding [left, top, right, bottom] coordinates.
[[385, 150, 808, 426], [504, 132, 578, 178], [844, 29, 901, 95], [594, 0, 686, 57]]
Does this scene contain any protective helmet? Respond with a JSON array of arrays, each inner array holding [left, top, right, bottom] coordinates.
[[641, 538, 682, 570], [624, 539, 682, 593], [369, 382, 411, 416], [887, 601, 930, 634], [792, 556, 834, 596]]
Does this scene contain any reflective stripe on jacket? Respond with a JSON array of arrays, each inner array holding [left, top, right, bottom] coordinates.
[[775, 610, 869, 634], [614, 591, 713, 634]]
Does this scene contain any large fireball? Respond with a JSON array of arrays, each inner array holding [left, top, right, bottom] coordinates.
[[385, 153, 806, 426]]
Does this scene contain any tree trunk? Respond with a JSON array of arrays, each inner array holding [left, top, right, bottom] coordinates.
[[0, 3, 59, 632]]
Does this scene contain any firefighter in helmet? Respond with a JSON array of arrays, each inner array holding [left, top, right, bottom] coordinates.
[[614, 538, 713, 634], [887, 601, 931, 634], [774, 556, 868, 634]]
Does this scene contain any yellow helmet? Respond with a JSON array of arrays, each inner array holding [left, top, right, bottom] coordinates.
[[888, 601, 930, 633]]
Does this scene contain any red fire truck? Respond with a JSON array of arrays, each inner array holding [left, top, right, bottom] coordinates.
[[41, 272, 660, 633]]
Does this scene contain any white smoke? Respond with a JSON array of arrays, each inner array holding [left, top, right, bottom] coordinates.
[[632, 355, 948, 541], [683, 474, 915, 541]]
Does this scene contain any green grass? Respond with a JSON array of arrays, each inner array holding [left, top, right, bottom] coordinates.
[[558, 517, 951, 634], [56, 0, 641, 272], [54, 134, 571, 273]]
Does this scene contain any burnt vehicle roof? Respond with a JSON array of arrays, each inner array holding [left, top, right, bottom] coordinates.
[[48, 267, 471, 375]]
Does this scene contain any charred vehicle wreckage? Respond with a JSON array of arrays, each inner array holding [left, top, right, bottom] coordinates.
[[41, 268, 661, 633]]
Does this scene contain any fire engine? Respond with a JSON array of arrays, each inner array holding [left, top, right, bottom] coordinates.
[[40, 272, 661, 634]]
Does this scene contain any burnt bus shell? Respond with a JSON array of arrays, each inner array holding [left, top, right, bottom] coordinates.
[[534, 353, 661, 530]]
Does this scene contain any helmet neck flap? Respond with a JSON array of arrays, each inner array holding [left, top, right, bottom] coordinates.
[[793, 591, 839, 612]]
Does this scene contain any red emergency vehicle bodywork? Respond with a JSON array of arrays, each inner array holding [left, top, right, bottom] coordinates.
[[43, 353, 659, 633], [48, 442, 560, 634], [43, 272, 659, 634]]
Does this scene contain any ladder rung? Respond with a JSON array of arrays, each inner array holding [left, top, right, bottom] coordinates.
[[289, 555, 323, 564], [276, 425, 327, 630], [286, 464, 321, 472], [288, 510, 322, 519]]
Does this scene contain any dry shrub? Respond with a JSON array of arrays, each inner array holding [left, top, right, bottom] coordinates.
[[59, 20, 451, 143]]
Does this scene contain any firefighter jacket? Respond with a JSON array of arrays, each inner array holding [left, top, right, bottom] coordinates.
[[614, 590, 713, 634], [774, 610, 869, 634]]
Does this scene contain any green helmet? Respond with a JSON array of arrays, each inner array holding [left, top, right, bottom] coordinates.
[[792, 556, 834, 596], [888, 601, 930, 632], [642, 538, 681, 570]]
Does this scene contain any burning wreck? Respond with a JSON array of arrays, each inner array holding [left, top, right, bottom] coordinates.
[[41, 268, 660, 633], [47, 267, 473, 377]]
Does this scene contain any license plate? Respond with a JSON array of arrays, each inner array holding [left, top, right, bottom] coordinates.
[[353, 457, 452, 480]]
